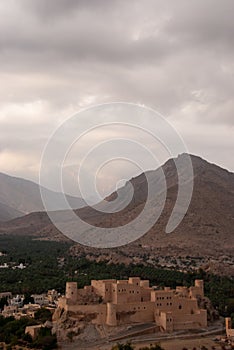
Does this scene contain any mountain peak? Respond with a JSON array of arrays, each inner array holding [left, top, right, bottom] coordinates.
[[1, 154, 233, 275]]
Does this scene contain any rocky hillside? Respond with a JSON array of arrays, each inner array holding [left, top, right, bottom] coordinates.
[[0, 154, 233, 275]]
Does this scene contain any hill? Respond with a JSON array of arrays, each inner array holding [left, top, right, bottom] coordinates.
[[0, 172, 86, 221], [0, 201, 23, 221]]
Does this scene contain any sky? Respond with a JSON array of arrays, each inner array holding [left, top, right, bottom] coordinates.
[[0, 0, 234, 199]]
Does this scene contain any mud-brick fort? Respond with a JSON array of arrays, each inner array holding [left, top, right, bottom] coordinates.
[[56, 277, 207, 332]]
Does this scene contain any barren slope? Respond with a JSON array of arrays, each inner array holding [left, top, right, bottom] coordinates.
[[0, 154, 233, 274]]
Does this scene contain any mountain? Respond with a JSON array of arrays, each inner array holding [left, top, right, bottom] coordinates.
[[0, 154, 233, 275], [0, 202, 23, 222], [0, 172, 86, 221]]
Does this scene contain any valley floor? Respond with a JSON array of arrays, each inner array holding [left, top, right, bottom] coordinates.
[[62, 336, 223, 350]]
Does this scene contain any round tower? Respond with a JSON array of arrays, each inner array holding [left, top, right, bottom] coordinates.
[[106, 303, 117, 326], [65, 282, 77, 303]]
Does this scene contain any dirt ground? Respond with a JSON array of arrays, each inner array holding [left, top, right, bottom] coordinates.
[[134, 337, 221, 350], [65, 335, 222, 350]]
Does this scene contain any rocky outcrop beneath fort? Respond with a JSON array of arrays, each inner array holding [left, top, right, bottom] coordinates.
[[52, 307, 101, 343]]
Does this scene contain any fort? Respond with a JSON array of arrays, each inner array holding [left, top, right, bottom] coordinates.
[[56, 277, 207, 332], [226, 317, 234, 340]]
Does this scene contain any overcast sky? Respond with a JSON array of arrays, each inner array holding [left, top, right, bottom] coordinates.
[[0, 0, 233, 198]]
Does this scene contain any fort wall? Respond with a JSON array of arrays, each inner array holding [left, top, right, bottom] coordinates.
[[226, 317, 234, 338], [57, 278, 207, 333]]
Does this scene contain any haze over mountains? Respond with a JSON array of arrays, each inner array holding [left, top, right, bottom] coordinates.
[[0, 172, 86, 221], [0, 154, 233, 274]]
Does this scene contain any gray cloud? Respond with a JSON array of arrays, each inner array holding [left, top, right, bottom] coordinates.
[[0, 0, 233, 192]]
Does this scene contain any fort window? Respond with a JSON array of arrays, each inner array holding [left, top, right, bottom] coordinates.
[[179, 305, 182, 310]]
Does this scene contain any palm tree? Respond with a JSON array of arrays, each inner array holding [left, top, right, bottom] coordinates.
[[139, 344, 165, 350], [111, 342, 134, 350]]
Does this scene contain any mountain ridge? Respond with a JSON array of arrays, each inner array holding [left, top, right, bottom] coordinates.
[[0, 154, 233, 275], [0, 171, 86, 221]]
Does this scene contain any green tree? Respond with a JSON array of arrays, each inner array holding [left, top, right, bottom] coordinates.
[[0, 296, 8, 310], [34, 308, 52, 323], [33, 327, 57, 350], [139, 344, 164, 350]]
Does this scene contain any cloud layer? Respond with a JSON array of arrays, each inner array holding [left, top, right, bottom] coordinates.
[[0, 0, 233, 197]]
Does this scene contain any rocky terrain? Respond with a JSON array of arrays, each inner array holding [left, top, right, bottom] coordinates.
[[0, 154, 233, 275]]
